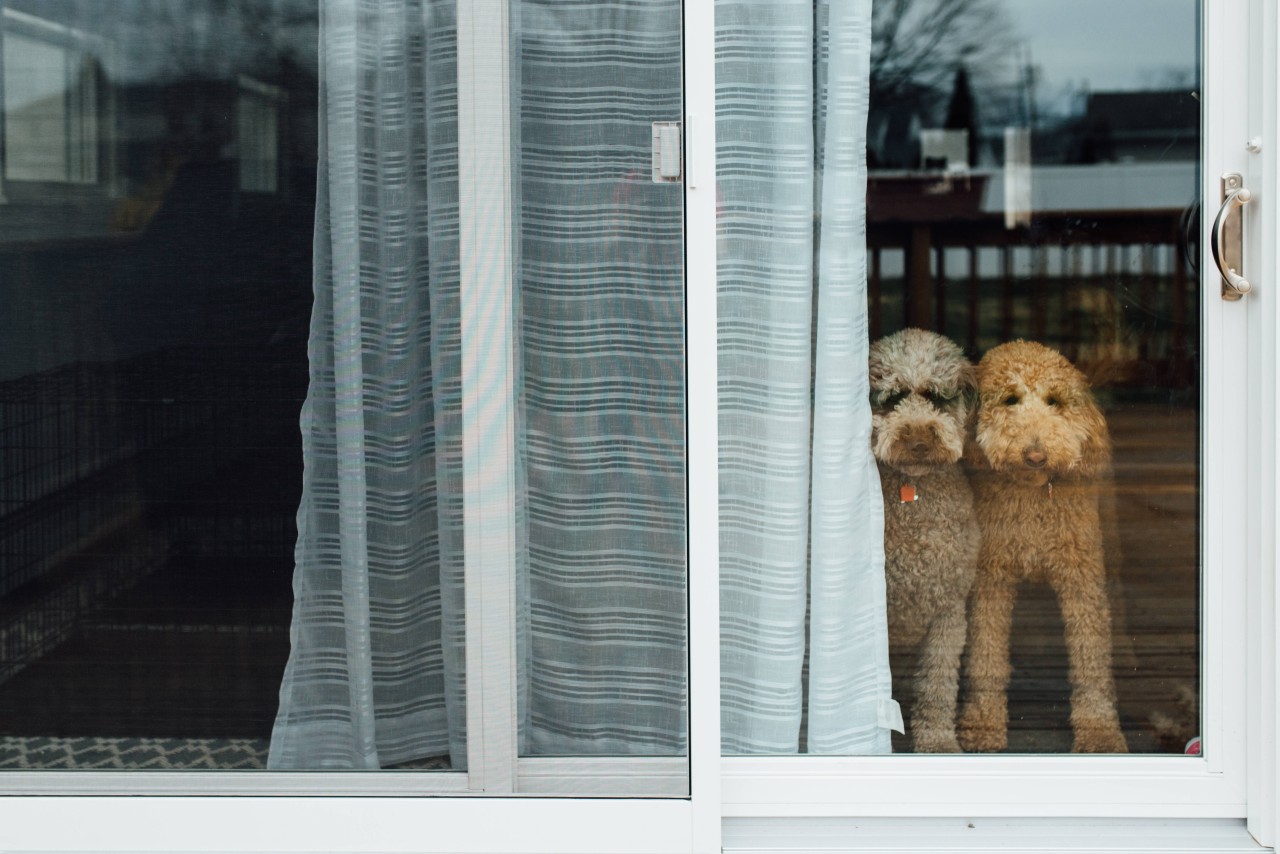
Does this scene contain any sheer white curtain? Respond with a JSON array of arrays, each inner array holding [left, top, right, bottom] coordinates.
[[268, 0, 467, 770], [718, 0, 896, 754], [514, 1, 687, 757], [269, 0, 687, 769]]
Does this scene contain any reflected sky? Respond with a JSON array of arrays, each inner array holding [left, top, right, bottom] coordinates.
[[1004, 0, 1198, 100], [3, 0, 318, 87]]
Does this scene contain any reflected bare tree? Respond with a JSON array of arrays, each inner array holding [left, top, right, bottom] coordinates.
[[868, 0, 1015, 168], [870, 0, 1013, 105]]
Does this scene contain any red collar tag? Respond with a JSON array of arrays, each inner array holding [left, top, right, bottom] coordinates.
[[900, 484, 918, 503]]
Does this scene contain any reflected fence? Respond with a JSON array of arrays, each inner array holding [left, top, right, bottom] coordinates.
[[0, 352, 301, 686]]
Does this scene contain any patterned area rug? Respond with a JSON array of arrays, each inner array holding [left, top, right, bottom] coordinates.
[[0, 737, 453, 771], [0, 737, 269, 770]]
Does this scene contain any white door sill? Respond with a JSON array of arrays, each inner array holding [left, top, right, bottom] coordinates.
[[723, 817, 1268, 853]]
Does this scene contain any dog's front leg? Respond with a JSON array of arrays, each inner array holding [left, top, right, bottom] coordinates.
[[911, 600, 967, 753], [1049, 556, 1129, 754], [957, 573, 1016, 753]]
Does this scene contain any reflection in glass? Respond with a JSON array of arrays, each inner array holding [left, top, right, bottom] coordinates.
[[718, 0, 1201, 756], [0, 0, 318, 770], [868, 0, 1201, 754], [3, 26, 96, 183], [2, 0, 689, 777]]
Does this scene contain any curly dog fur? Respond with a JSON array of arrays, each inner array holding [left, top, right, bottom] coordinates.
[[870, 329, 979, 753], [957, 340, 1128, 753]]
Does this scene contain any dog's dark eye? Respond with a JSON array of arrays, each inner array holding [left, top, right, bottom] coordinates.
[[878, 390, 908, 409], [1046, 394, 1062, 408], [1003, 394, 1020, 406], [923, 390, 956, 408], [870, 390, 900, 409]]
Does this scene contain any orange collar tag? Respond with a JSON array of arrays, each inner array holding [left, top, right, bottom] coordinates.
[[900, 484, 918, 503]]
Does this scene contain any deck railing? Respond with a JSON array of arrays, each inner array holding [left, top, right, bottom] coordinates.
[[866, 173, 1198, 390]]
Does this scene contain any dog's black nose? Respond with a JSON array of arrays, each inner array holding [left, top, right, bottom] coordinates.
[[1023, 449, 1047, 468], [911, 441, 930, 458]]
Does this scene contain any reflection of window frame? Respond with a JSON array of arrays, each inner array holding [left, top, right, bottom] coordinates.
[[237, 74, 283, 194], [1, 3, 1279, 854], [0, 7, 111, 191]]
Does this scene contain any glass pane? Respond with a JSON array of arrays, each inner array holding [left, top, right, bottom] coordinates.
[[0, 1, 329, 771], [513, 0, 688, 759], [2, 0, 690, 783], [718, 0, 1200, 756]]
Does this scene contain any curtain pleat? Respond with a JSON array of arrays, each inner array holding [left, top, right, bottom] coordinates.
[[716, 0, 818, 754], [806, 0, 893, 754]]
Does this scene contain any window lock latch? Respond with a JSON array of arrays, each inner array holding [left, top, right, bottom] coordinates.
[[651, 121, 682, 183]]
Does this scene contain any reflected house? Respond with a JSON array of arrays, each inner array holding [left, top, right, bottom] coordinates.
[[867, 87, 1200, 392], [1071, 90, 1200, 164], [0, 0, 319, 245], [2, 72, 317, 246]]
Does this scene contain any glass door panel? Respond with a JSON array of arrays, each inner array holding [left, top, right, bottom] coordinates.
[[0, 0, 690, 795], [718, 0, 1203, 757], [870, 0, 1202, 756]]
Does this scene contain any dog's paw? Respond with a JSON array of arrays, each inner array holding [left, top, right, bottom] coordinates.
[[957, 707, 1007, 753], [912, 728, 962, 754], [1072, 723, 1129, 754]]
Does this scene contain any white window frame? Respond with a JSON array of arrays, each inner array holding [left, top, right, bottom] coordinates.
[[3, 1, 1280, 853]]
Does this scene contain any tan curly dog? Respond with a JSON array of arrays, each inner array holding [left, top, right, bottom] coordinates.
[[958, 340, 1128, 754]]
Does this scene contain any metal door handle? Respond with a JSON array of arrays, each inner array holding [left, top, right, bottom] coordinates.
[[1212, 172, 1252, 300]]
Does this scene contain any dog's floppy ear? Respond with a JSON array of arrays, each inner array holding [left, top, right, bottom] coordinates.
[[1074, 392, 1113, 478]]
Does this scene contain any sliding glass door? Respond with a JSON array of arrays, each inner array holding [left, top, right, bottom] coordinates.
[[0, 0, 711, 812], [718, 0, 1264, 831]]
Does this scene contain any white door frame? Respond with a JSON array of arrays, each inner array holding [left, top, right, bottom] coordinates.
[[1246, 0, 1280, 846], [5, 0, 1278, 852]]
